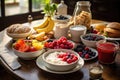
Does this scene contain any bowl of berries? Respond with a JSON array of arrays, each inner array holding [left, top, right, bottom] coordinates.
[[44, 36, 75, 49], [42, 49, 81, 71], [53, 15, 72, 23], [80, 34, 106, 48], [12, 39, 45, 60], [74, 44, 98, 61]]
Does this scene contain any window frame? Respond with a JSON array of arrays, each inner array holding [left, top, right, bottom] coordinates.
[[0, 0, 44, 31]]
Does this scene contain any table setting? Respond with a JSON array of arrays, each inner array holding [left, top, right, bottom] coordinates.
[[0, 1, 120, 80]]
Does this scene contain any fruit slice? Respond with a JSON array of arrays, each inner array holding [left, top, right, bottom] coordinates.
[[18, 44, 30, 52]]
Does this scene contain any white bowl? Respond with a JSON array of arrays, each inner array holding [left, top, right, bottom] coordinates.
[[81, 34, 106, 48], [53, 15, 72, 23], [42, 49, 80, 71], [6, 29, 32, 40], [13, 48, 45, 60]]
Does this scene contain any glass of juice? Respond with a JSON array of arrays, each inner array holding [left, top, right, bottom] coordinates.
[[96, 40, 119, 64]]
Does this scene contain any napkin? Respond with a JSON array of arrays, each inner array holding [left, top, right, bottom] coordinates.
[[0, 30, 21, 70]]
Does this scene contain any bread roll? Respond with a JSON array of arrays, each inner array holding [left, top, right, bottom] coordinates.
[[104, 22, 120, 38], [7, 24, 31, 34]]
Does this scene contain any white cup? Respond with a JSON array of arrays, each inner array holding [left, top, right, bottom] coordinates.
[[70, 25, 87, 42]]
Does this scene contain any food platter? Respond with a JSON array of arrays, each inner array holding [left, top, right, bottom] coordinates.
[[36, 56, 84, 74], [91, 23, 120, 41]]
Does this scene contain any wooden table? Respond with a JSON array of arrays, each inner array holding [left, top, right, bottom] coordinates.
[[0, 20, 120, 80]]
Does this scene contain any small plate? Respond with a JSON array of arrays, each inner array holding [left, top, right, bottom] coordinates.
[[84, 48, 98, 61], [36, 56, 84, 74]]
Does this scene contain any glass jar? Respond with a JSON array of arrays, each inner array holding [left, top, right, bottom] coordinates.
[[73, 1, 92, 29]]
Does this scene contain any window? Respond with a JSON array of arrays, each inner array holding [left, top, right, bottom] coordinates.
[[5, 0, 29, 16], [0, 1, 1, 17], [32, 0, 50, 12], [0, 0, 50, 31]]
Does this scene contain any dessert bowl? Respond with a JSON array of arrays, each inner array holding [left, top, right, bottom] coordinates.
[[42, 49, 80, 71]]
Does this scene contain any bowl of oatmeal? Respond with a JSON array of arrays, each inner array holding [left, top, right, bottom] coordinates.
[[42, 49, 80, 71]]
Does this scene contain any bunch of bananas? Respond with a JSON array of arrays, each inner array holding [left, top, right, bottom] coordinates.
[[33, 16, 54, 33]]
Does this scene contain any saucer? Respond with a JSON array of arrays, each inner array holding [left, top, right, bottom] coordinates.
[[36, 56, 84, 74]]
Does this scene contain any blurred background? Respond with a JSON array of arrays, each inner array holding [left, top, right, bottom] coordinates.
[[0, 0, 120, 31]]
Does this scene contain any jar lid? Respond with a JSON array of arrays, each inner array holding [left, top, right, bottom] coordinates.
[[77, 1, 91, 6]]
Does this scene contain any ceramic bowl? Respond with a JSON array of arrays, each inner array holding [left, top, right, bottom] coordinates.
[[42, 49, 80, 71], [81, 34, 106, 48], [13, 48, 45, 60]]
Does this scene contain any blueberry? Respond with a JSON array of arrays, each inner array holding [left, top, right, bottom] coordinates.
[[91, 52, 96, 56]]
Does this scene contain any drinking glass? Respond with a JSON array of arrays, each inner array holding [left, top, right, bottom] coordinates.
[[96, 40, 119, 64]]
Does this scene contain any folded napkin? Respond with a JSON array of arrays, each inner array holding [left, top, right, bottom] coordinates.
[[0, 30, 21, 70]]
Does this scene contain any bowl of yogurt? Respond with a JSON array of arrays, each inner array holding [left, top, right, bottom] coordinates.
[[42, 49, 80, 71], [70, 25, 87, 42]]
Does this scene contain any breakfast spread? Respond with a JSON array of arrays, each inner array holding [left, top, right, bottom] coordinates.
[[46, 51, 78, 65], [2, 1, 120, 79]]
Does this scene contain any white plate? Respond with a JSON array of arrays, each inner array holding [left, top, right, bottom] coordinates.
[[91, 23, 120, 41], [36, 56, 84, 74], [83, 48, 98, 61]]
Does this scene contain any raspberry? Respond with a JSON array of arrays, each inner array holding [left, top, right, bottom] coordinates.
[[85, 47, 89, 51], [60, 44, 65, 48], [72, 56, 78, 62], [67, 58, 72, 64], [85, 54, 90, 59], [78, 52, 82, 56]]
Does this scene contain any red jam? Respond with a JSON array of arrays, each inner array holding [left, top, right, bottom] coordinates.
[[97, 42, 117, 64]]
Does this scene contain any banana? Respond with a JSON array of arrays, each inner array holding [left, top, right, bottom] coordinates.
[[33, 17, 50, 30], [36, 18, 54, 33]]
